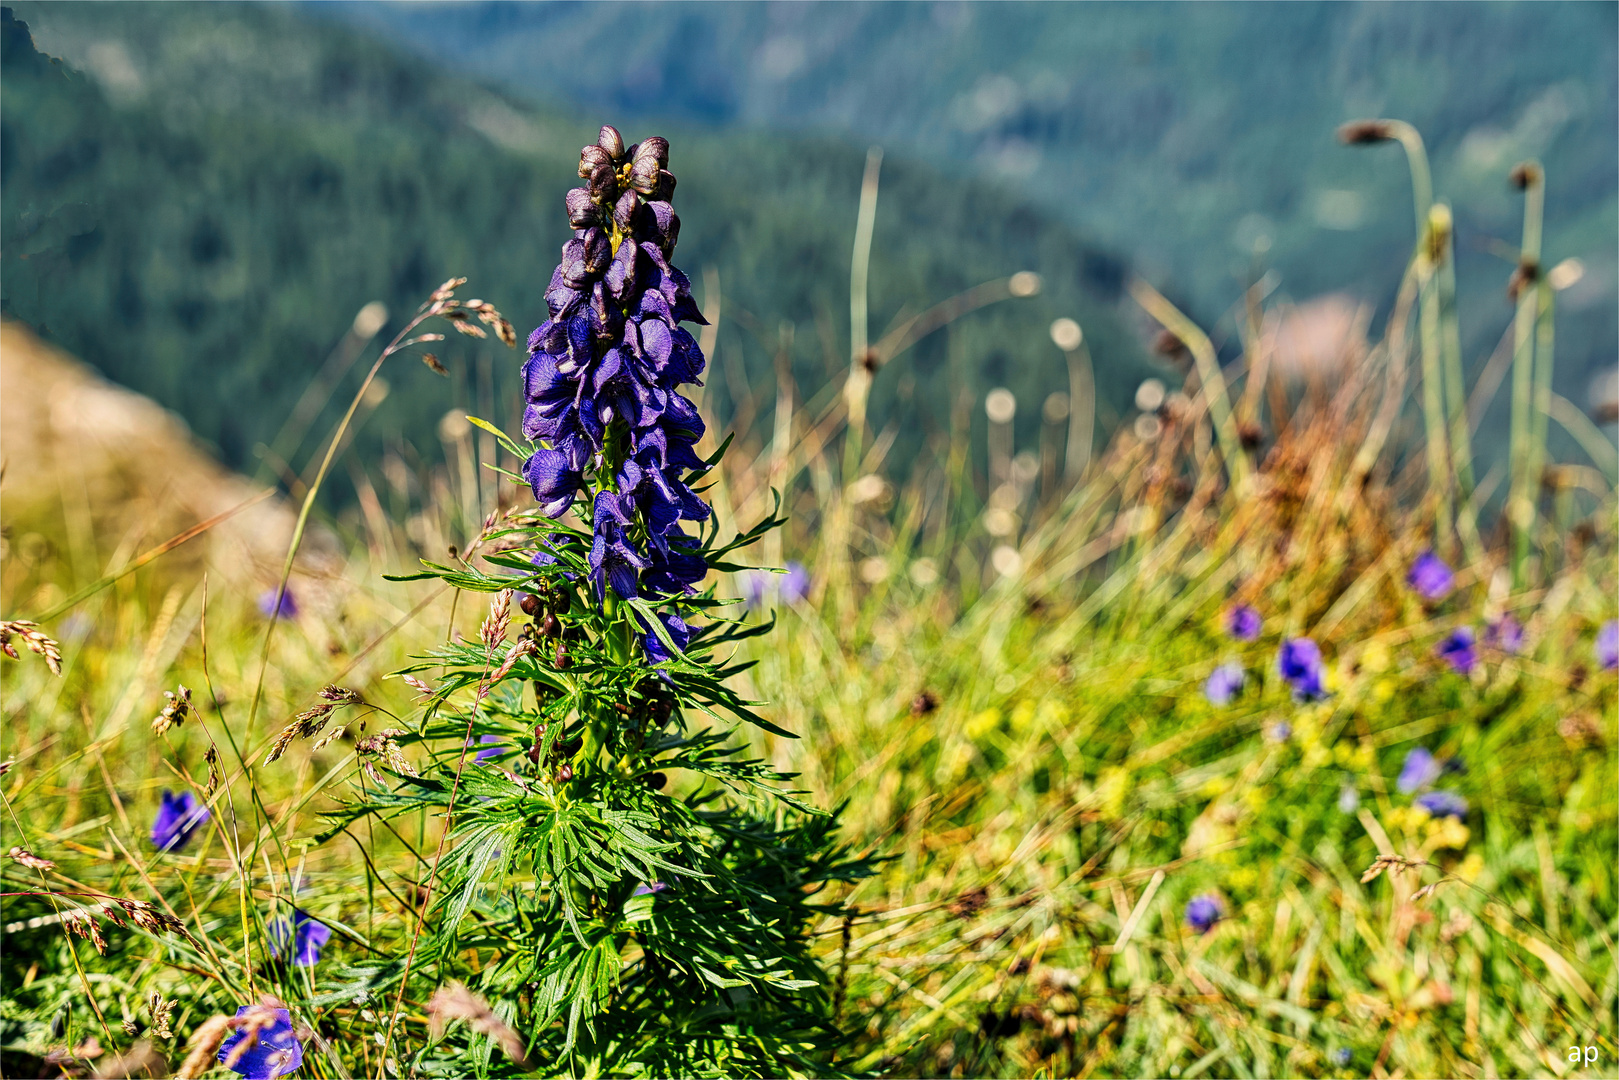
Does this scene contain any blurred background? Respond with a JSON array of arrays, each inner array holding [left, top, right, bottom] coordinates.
[[4, 1, 1615, 531]]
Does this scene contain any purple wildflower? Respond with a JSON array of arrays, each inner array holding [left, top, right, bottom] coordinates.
[[1185, 894, 1222, 934], [1266, 720, 1293, 742], [1204, 661, 1245, 706], [1416, 790, 1468, 819], [257, 587, 298, 620], [269, 910, 331, 968], [1597, 620, 1619, 671], [1483, 615, 1524, 654], [151, 789, 210, 853], [1397, 747, 1440, 794], [217, 1005, 303, 1079], [780, 562, 811, 604], [632, 880, 672, 896], [521, 127, 711, 665], [1407, 551, 1454, 602], [1277, 638, 1326, 701], [1225, 605, 1262, 642], [473, 734, 502, 764], [1435, 626, 1477, 674]]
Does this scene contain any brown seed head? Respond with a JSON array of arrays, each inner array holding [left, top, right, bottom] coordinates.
[[1508, 161, 1542, 190], [1338, 119, 1395, 145]]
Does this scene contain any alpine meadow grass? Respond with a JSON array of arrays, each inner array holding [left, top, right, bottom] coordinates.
[[1, 112, 1616, 1080]]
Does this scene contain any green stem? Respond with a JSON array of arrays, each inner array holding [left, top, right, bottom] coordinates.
[[1509, 166, 1544, 588], [1418, 270, 1453, 549]]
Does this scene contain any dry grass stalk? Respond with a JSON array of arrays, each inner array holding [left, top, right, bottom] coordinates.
[[426, 981, 529, 1067]]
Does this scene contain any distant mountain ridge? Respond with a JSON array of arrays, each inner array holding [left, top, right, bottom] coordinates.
[[317, 0, 1619, 413], [3, 1, 1151, 499]]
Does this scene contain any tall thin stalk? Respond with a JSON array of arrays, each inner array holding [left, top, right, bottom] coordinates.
[[1508, 161, 1544, 587], [1339, 119, 1451, 547], [842, 147, 884, 488]]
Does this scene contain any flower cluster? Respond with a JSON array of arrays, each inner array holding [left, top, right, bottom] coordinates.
[[521, 126, 711, 662]]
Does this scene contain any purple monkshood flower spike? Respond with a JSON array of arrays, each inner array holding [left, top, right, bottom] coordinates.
[[1277, 638, 1327, 701], [218, 1005, 303, 1079], [1204, 662, 1245, 706], [1597, 620, 1619, 671], [1435, 627, 1477, 674], [1397, 748, 1441, 794], [1416, 790, 1468, 819], [258, 587, 298, 620], [521, 126, 712, 664], [1225, 605, 1262, 642], [1185, 894, 1222, 934], [151, 789, 210, 853], [269, 910, 331, 968], [1407, 551, 1454, 602]]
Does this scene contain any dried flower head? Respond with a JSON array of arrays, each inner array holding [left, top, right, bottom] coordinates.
[[426, 981, 529, 1068], [1360, 853, 1427, 884], [481, 589, 514, 649], [0, 619, 63, 675], [1508, 161, 1542, 190], [203, 745, 222, 796], [148, 993, 176, 1040], [1337, 119, 1396, 144], [265, 687, 362, 764], [152, 685, 193, 736], [7, 846, 56, 871], [356, 729, 415, 784]]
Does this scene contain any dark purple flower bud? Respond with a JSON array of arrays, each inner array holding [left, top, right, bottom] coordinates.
[[653, 169, 677, 202], [269, 910, 331, 968], [1407, 551, 1454, 602], [605, 237, 638, 300], [1185, 894, 1222, 934], [597, 124, 626, 160], [614, 188, 642, 231], [587, 162, 618, 201], [1277, 638, 1326, 701], [1597, 620, 1618, 671], [218, 1005, 302, 1079], [581, 227, 611, 276], [634, 136, 669, 169], [1484, 615, 1524, 655], [628, 153, 661, 195], [151, 789, 210, 853], [1204, 661, 1244, 706], [1416, 790, 1468, 819], [565, 187, 599, 229], [1397, 747, 1440, 794], [1435, 626, 1477, 674], [1225, 605, 1262, 642], [579, 144, 612, 178], [258, 587, 298, 620]]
